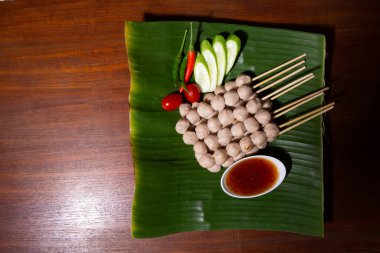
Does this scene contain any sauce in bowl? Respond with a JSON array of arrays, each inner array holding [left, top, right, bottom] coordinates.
[[226, 158, 278, 196], [221, 155, 286, 198]]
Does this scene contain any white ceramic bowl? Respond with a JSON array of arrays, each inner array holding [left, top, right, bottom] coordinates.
[[220, 155, 286, 198]]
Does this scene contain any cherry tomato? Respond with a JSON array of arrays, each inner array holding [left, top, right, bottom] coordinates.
[[184, 83, 201, 103], [161, 93, 183, 111]]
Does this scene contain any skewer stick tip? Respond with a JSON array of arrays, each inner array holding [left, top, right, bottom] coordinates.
[[251, 53, 307, 82], [279, 103, 335, 135]]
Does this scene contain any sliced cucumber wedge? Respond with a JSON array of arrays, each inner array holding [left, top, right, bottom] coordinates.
[[226, 34, 241, 74], [212, 35, 227, 86], [200, 40, 218, 92], [194, 53, 211, 93]]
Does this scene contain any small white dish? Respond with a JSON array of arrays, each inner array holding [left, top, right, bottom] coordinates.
[[220, 155, 286, 198]]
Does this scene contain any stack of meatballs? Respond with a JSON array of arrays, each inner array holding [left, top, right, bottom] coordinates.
[[175, 74, 280, 173]]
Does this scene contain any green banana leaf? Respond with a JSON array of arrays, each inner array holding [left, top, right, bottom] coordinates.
[[126, 21, 325, 238]]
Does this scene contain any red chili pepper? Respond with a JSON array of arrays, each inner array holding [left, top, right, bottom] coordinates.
[[161, 93, 183, 111], [184, 23, 196, 83]]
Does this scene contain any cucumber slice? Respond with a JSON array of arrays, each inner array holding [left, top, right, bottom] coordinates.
[[226, 34, 241, 74], [200, 40, 218, 92], [212, 35, 227, 86], [194, 53, 211, 93]]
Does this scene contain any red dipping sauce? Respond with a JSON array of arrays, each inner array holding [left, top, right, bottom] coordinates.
[[226, 158, 278, 196]]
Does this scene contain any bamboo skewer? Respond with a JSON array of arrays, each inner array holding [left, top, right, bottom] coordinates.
[[269, 74, 315, 100], [256, 66, 306, 94], [273, 88, 326, 119], [268, 75, 314, 101], [252, 53, 307, 82], [244, 54, 335, 136], [279, 105, 334, 135], [253, 60, 305, 89], [262, 73, 314, 100], [279, 102, 335, 132], [274, 87, 330, 114]]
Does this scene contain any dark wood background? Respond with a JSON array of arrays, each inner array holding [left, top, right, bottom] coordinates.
[[1, 1, 379, 252]]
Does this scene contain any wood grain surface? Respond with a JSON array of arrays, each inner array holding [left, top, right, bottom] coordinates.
[[0, 1, 379, 252]]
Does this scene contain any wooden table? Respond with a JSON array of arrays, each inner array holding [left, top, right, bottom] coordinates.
[[1, 1, 379, 252]]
